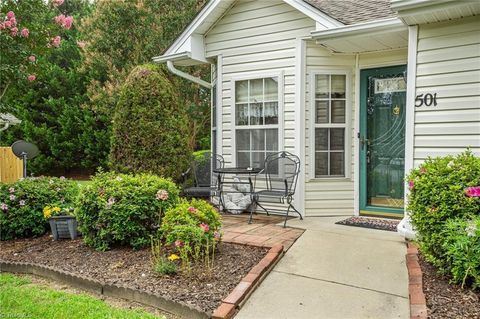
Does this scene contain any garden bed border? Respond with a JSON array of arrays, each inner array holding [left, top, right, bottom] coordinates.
[[406, 242, 427, 319], [0, 243, 284, 319]]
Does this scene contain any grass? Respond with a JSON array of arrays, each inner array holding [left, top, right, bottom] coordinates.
[[0, 273, 163, 319]]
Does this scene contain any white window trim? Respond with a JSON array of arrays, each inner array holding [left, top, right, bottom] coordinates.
[[309, 69, 352, 180], [231, 71, 284, 167], [211, 71, 217, 154]]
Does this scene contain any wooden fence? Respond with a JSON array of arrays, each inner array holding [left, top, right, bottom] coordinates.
[[0, 147, 23, 183]]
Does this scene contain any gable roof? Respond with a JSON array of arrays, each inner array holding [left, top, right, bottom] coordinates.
[[304, 0, 396, 25]]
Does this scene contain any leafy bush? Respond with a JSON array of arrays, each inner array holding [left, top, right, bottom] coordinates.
[[110, 64, 191, 182], [0, 177, 79, 240], [160, 199, 222, 271], [442, 217, 480, 288], [407, 150, 480, 287], [76, 172, 179, 251]]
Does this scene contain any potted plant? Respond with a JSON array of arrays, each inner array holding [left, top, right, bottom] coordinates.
[[44, 205, 78, 240]]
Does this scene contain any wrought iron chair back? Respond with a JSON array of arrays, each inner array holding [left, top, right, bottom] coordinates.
[[192, 152, 224, 187], [263, 151, 300, 196]]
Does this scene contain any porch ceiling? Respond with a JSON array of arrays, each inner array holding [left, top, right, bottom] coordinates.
[[311, 18, 408, 53]]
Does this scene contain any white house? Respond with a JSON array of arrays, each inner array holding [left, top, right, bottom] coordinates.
[[154, 0, 480, 224]]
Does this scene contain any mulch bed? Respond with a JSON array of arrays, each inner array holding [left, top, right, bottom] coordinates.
[[335, 216, 399, 232], [418, 254, 480, 319], [0, 236, 268, 313]]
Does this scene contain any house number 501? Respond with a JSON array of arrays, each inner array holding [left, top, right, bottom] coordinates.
[[415, 93, 438, 107]]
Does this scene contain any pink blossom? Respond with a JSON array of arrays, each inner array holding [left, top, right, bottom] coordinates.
[[19, 200, 26, 206], [60, 176, 65, 180], [28, 55, 36, 62], [6, 11, 15, 19], [63, 16, 74, 29], [8, 187, 15, 193], [4, 20, 12, 28], [27, 74, 36, 82], [54, 14, 66, 26], [0, 23, 5, 30], [465, 186, 480, 197], [199, 223, 209, 232], [106, 197, 115, 209], [1, 203, 8, 211], [419, 167, 427, 175], [9, 16, 16, 26], [10, 27, 17, 36], [52, 36, 61, 48], [77, 41, 86, 49], [214, 231, 221, 240], [156, 189, 169, 201], [9, 195, 16, 201], [187, 206, 198, 214], [52, 0, 64, 7], [20, 28, 29, 38], [174, 240, 184, 247], [408, 180, 415, 190]]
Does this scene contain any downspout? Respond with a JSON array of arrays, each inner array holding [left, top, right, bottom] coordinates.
[[166, 61, 212, 89]]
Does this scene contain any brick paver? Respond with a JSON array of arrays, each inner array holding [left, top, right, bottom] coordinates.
[[221, 213, 304, 251]]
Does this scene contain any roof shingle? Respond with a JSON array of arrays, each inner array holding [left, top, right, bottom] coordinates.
[[304, 0, 396, 25]]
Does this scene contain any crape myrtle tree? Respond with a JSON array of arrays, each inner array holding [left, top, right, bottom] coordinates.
[[0, 0, 100, 175]]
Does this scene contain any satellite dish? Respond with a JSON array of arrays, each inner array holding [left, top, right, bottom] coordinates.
[[11, 140, 40, 177]]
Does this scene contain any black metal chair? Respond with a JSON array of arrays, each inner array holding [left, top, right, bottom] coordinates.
[[249, 151, 302, 227], [182, 152, 224, 199]]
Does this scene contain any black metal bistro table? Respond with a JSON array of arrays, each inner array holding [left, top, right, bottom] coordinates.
[[213, 167, 262, 213]]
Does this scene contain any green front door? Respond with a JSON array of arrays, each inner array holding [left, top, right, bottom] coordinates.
[[360, 65, 407, 217]]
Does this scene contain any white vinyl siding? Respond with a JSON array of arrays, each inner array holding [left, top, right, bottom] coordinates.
[[205, 0, 316, 169], [414, 16, 480, 166]]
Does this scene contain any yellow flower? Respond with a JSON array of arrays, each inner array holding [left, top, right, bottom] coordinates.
[[52, 207, 61, 213], [167, 254, 180, 261], [43, 209, 52, 219], [43, 206, 51, 214]]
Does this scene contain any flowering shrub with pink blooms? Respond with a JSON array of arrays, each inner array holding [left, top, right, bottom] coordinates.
[[0, 176, 79, 240], [160, 198, 222, 267], [407, 150, 480, 288], [75, 172, 179, 251]]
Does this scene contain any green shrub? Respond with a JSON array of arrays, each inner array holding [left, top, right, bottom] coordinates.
[[442, 217, 480, 288], [110, 64, 192, 182], [160, 199, 222, 271], [407, 150, 480, 266], [75, 172, 179, 251], [0, 177, 79, 240]]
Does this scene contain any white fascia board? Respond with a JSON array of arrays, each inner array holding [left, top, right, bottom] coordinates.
[[284, 0, 344, 29], [390, 0, 454, 12], [311, 18, 406, 40]]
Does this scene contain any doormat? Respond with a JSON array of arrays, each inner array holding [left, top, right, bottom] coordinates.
[[335, 216, 399, 232]]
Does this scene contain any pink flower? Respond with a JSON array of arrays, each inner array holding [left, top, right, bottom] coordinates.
[[1, 203, 8, 211], [174, 240, 184, 247], [60, 176, 65, 180], [52, 0, 64, 7], [8, 187, 15, 193], [9, 195, 16, 201], [10, 27, 18, 36], [28, 55, 36, 62], [214, 231, 221, 240], [63, 16, 74, 29], [187, 206, 198, 214], [27, 74, 36, 82], [199, 223, 209, 232], [9, 16, 16, 26], [77, 41, 86, 49], [408, 180, 415, 190], [156, 189, 169, 201], [54, 14, 66, 26], [4, 20, 11, 28], [465, 186, 480, 197], [419, 167, 427, 175], [106, 197, 115, 209], [52, 36, 61, 48], [19, 200, 26, 206], [6, 11, 15, 19], [0, 23, 5, 30], [20, 28, 29, 38]]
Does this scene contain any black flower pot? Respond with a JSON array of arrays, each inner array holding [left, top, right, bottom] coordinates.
[[49, 215, 78, 240]]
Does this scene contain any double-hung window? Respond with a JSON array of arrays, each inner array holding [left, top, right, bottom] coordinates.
[[235, 77, 279, 169], [313, 73, 348, 178]]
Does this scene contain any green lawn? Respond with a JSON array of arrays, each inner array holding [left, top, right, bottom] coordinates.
[[0, 273, 163, 319]]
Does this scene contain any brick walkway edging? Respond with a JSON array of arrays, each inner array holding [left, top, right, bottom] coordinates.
[[406, 242, 428, 319], [0, 243, 284, 319], [212, 244, 284, 319]]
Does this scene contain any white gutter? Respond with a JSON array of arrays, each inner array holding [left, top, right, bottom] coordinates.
[[166, 61, 211, 89], [311, 18, 406, 40]]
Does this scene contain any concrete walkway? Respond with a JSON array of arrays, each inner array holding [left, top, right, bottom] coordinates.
[[236, 216, 409, 319]]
